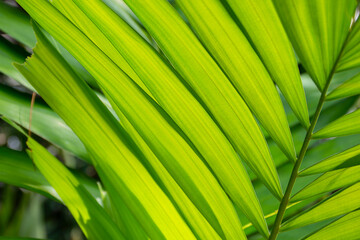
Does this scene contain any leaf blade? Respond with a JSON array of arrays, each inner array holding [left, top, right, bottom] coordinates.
[[327, 72, 360, 100], [273, 0, 357, 90], [300, 144, 360, 176], [305, 210, 360, 240], [292, 165, 360, 202], [14, 14, 195, 238], [177, 0, 297, 166], [225, 0, 309, 128], [281, 182, 360, 231], [122, 0, 282, 201], [27, 138, 125, 240], [313, 109, 360, 138]]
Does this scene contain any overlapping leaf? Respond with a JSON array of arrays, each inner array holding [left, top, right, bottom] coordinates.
[[176, 0, 297, 164], [0, 86, 89, 161], [27, 138, 125, 240], [49, 0, 268, 237], [14, 19, 194, 239], [292, 165, 360, 202], [273, 0, 357, 90], [327, 72, 360, 100], [281, 182, 360, 231], [121, 0, 282, 203], [0, 2, 36, 47], [0, 37, 34, 90], [225, 0, 309, 128], [101, 0, 153, 44], [300, 144, 360, 176], [23, 2, 248, 239], [313, 108, 360, 138], [305, 210, 360, 240], [337, 16, 360, 71], [0, 147, 100, 202]]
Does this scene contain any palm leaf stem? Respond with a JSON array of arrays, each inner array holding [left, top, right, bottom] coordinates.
[[269, 26, 353, 239]]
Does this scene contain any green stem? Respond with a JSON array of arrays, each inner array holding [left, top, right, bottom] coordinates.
[[269, 22, 354, 239], [268, 78, 330, 240]]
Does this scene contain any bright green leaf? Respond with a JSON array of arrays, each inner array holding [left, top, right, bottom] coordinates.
[[224, 0, 309, 128], [292, 165, 360, 202], [49, 0, 153, 98], [304, 210, 360, 240], [176, 0, 298, 169], [49, 0, 268, 237], [27, 1, 247, 238], [122, 0, 283, 200], [300, 144, 360, 176], [327, 72, 360, 100], [281, 182, 360, 231], [313, 108, 360, 139], [101, 0, 154, 45], [27, 138, 125, 240], [273, 0, 357, 90], [337, 17, 360, 72], [14, 16, 195, 239]]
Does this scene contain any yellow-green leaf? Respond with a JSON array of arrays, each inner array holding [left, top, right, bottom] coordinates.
[[176, 0, 297, 166], [224, 0, 309, 128], [110, 108, 221, 240], [273, 0, 357, 90], [305, 210, 360, 240], [49, 0, 152, 98], [313, 109, 360, 138], [28, 2, 247, 239], [122, 0, 282, 201], [300, 144, 360, 176], [327, 72, 360, 100], [337, 17, 360, 72], [50, 0, 270, 237], [292, 165, 360, 202], [27, 138, 125, 240], [281, 182, 360, 231], [14, 16, 195, 239]]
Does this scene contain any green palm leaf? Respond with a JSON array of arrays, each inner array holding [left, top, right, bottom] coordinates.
[[273, 0, 357, 90], [15, 20, 195, 239], [225, 0, 309, 128], [291, 165, 360, 202], [300, 144, 360, 176], [337, 17, 360, 71], [304, 210, 360, 240], [17, 2, 251, 238], [313, 109, 360, 138], [327, 72, 360, 100], [45, 0, 269, 237], [282, 182, 360, 231], [121, 0, 283, 201], [0, 0, 359, 239], [176, 0, 299, 159], [0, 2, 36, 47], [27, 138, 125, 240]]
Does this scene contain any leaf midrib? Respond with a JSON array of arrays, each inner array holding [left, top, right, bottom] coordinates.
[[269, 14, 357, 240]]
